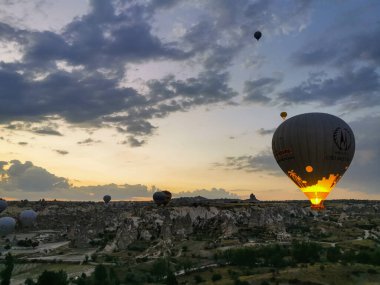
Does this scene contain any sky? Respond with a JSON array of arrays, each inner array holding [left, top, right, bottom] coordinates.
[[0, 0, 379, 201]]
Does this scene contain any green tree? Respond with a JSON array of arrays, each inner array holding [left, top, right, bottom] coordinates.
[[151, 258, 168, 281], [211, 273, 222, 282], [94, 264, 108, 285], [326, 246, 341, 262], [24, 278, 35, 285], [1, 253, 14, 285], [166, 270, 178, 285], [36, 270, 68, 285]]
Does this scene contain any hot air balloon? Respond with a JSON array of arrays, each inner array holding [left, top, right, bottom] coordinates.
[[272, 113, 355, 210], [254, 31, 262, 41], [0, 217, 16, 236], [153, 191, 172, 206], [280, 112, 287, 120], [0, 199, 7, 213], [19, 209, 38, 227], [162, 190, 172, 203], [103, 195, 111, 204]]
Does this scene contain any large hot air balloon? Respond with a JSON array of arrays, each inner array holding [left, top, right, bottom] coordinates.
[[272, 113, 355, 210], [103, 195, 111, 204], [254, 31, 262, 41], [0, 199, 7, 213], [19, 209, 38, 227], [153, 191, 172, 206], [280, 112, 287, 120], [0, 217, 16, 236]]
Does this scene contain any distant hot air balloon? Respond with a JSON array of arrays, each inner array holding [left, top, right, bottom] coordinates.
[[19, 210, 38, 227], [162, 190, 172, 205], [280, 112, 287, 120], [272, 113, 355, 210], [103, 195, 111, 204], [0, 199, 7, 213], [254, 31, 262, 41], [0, 217, 16, 236], [153, 191, 172, 206]]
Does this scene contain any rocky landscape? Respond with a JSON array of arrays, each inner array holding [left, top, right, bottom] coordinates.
[[1, 198, 380, 284]]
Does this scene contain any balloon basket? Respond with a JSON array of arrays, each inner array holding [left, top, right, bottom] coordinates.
[[310, 203, 325, 211]]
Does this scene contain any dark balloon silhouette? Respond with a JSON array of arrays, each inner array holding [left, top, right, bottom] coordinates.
[[103, 195, 111, 204], [272, 113, 355, 210], [0, 217, 16, 236], [0, 199, 7, 213], [153, 191, 172, 206], [280, 112, 287, 120], [19, 209, 38, 227], [254, 31, 262, 41]]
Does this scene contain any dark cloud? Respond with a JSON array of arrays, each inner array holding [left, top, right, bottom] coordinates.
[[77, 138, 101, 145], [257, 128, 276, 136], [215, 149, 282, 175], [291, 25, 380, 68], [0, 160, 70, 192], [33, 127, 62, 136], [174, 188, 239, 199], [278, 67, 380, 109], [243, 77, 282, 104], [339, 115, 380, 194], [127, 136, 145, 147], [54, 149, 69, 155], [0, 0, 314, 145], [0, 159, 240, 200]]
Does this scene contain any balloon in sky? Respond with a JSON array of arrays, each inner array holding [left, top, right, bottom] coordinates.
[[0, 199, 7, 213], [254, 31, 262, 41], [153, 191, 172, 206], [103, 195, 111, 204], [19, 209, 38, 227], [0, 217, 16, 236], [280, 112, 287, 120], [272, 113, 355, 209]]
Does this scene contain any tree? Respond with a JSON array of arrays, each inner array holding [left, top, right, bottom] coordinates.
[[24, 278, 35, 285], [1, 253, 14, 285], [151, 258, 168, 281], [166, 270, 178, 285], [94, 264, 108, 285], [36, 270, 68, 285], [211, 273, 222, 282]]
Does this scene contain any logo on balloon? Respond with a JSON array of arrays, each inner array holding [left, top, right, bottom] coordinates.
[[333, 127, 352, 151]]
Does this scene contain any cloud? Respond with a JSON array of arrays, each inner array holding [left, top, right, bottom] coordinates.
[[77, 138, 101, 145], [0, 160, 70, 192], [0, 0, 315, 146], [0, 160, 240, 200], [277, 67, 380, 109], [291, 25, 380, 68], [54, 149, 68, 155], [215, 149, 282, 175], [18, 141, 28, 146], [243, 77, 282, 104], [174, 188, 239, 199], [257, 128, 276, 136], [339, 115, 380, 194]]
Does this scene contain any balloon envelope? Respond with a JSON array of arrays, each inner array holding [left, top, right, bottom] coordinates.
[[254, 31, 262, 40], [103, 195, 111, 204], [280, 112, 287, 120], [272, 113, 355, 209], [153, 191, 172, 206], [19, 209, 38, 227], [0, 217, 16, 236], [0, 199, 7, 213]]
